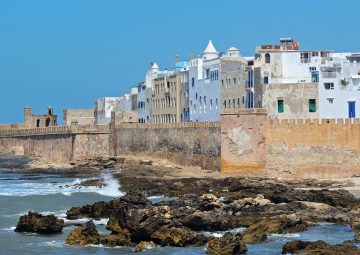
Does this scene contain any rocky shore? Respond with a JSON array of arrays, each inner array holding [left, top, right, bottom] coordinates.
[[8, 155, 360, 254]]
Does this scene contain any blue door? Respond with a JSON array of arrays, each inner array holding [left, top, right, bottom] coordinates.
[[348, 101, 356, 118]]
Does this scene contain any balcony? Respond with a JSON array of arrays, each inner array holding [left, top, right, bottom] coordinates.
[[322, 72, 337, 79]]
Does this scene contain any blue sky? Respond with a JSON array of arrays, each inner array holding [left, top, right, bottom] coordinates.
[[0, 0, 359, 124]]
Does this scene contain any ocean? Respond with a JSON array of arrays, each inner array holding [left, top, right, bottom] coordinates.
[[0, 168, 358, 255]]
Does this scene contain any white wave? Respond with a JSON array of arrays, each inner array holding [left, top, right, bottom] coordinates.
[[62, 217, 109, 226], [202, 227, 246, 237], [147, 195, 165, 200], [270, 233, 301, 238], [42, 240, 64, 248], [2, 226, 16, 231], [0, 172, 125, 197]]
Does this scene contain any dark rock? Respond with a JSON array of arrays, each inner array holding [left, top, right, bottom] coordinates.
[[180, 211, 232, 231], [198, 194, 223, 211], [66, 220, 100, 245], [207, 232, 247, 255], [151, 225, 207, 247], [282, 240, 360, 254], [100, 234, 132, 247], [14, 211, 64, 234], [242, 215, 312, 243]]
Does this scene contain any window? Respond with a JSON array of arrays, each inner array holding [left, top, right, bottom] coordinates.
[[221, 79, 224, 87], [277, 99, 284, 113], [206, 69, 210, 79], [327, 98, 334, 104], [265, 53, 271, 64], [224, 100, 227, 109], [264, 76, 269, 84], [312, 52, 319, 57], [215, 98, 218, 109], [210, 98, 213, 109], [237, 98, 240, 107], [309, 99, 316, 112], [242, 95, 245, 105], [233, 99, 236, 108], [324, 83, 334, 90], [192, 78, 195, 87], [233, 78, 236, 86]]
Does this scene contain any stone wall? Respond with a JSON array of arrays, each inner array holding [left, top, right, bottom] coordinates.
[[221, 109, 267, 175], [112, 122, 221, 171], [267, 118, 360, 178], [221, 109, 360, 179], [63, 109, 95, 126]]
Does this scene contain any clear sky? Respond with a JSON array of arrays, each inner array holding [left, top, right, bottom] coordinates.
[[0, 0, 359, 124]]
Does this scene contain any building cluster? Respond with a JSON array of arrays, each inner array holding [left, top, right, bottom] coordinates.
[[77, 38, 360, 125]]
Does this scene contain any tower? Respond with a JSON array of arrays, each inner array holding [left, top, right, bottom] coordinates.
[[24, 106, 32, 128]]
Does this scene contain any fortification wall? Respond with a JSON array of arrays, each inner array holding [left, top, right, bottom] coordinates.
[[112, 122, 221, 171], [0, 126, 110, 164], [267, 118, 360, 178], [221, 109, 267, 175]]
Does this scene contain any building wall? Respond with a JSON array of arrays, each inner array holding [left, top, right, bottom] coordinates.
[[179, 70, 190, 122], [24, 107, 57, 128], [151, 74, 180, 123], [189, 57, 221, 121], [63, 109, 94, 126], [261, 82, 319, 119], [221, 59, 247, 110], [94, 97, 120, 125]]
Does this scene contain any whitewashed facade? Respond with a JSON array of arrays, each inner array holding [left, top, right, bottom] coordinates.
[[94, 97, 120, 124]]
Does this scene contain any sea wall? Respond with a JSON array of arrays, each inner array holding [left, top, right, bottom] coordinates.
[[0, 126, 110, 163], [267, 118, 360, 178], [112, 122, 221, 171], [221, 109, 360, 179]]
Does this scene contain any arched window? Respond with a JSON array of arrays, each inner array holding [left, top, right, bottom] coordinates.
[[36, 119, 40, 128], [45, 118, 51, 127], [265, 53, 271, 64]]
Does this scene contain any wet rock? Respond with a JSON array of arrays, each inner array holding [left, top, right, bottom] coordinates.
[[198, 194, 223, 211], [66, 191, 150, 220], [66, 220, 100, 245], [180, 210, 232, 231], [100, 234, 132, 247], [77, 178, 104, 188], [135, 241, 156, 252], [14, 211, 64, 234], [151, 225, 207, 247], [232, 194, 272, 210], [242, 214, 312, 243], [282, 240, 360, 254], [207, 232, 247, 255]]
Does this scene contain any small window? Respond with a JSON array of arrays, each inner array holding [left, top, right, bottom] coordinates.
[[278, 99, 284, 113], [324, 83, 334, 90], [265, 53, 271, 64], [215, 98, 218, 108], [309, 99, 316, 112], [327, 98, 334, 104], [264, 76, 269, 84], [191, 78, 195, 87]]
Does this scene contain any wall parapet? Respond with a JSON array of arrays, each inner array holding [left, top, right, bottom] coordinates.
[[115, 121, 220, 129], [221, 108, 268, 116], [267, 117, 360, 126], [0, 125, 110, 138]]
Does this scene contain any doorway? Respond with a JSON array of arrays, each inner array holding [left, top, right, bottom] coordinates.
[[348, 101, 356, 118]]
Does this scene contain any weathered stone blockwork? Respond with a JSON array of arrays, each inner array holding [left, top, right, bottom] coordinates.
[[221, 109, 267, 175], [112, 122, 221, 171], [267, 118, 360, 178]]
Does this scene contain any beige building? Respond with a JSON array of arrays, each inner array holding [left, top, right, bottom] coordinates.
[[24, 106, 57, 128], [221, 47, 248, 110], [63, 109, 95, 126], [152, 73, 180, 123]]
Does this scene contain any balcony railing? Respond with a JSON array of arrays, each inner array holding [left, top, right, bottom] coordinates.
[[322, 72, 337, 78]]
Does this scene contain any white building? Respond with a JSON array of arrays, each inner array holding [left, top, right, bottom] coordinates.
[[94, 97, 120, 124], [189, 40, 221, 122], [137, 63, 160, 123], [318, 56, 360, 118]]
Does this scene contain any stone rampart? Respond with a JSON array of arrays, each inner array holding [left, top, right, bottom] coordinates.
[[267, 118, 360, 178], [112, 122, 221, 171]]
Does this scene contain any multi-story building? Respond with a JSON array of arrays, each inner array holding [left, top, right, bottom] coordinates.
[[151, 71, 180, 123], [318, 55, 360, 118], [189, 41, 221, 122], [179, 68, 190, 122], [189, 40, 248, 122], [94, 97, 120, 124], [221, 47, 248, 110]]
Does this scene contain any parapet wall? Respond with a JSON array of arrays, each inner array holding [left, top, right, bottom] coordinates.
[[112, 122, 221, 171]]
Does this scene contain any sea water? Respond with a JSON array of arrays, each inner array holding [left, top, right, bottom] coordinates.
[[0, 168, 358, 255]]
